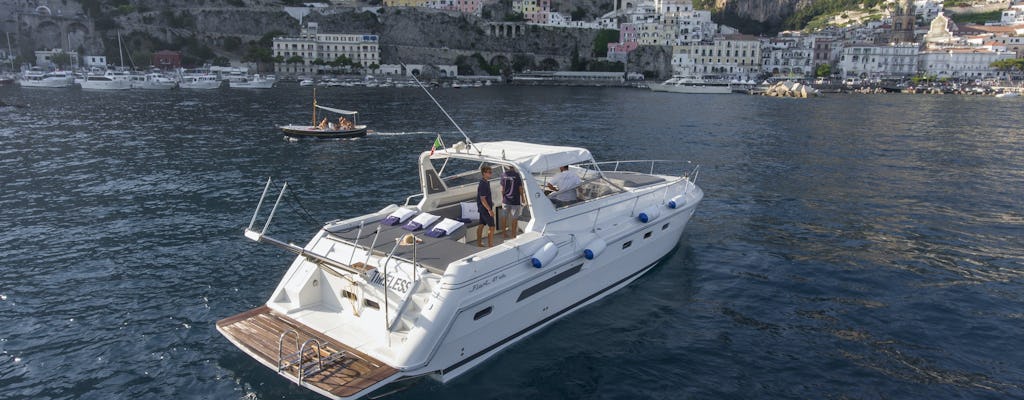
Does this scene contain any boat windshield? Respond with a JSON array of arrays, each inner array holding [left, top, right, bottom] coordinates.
[[532, 163, 627, 208], [430, 157, 490, 189]]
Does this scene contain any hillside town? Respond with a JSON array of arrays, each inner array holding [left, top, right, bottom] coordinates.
[[3, 0, 1023, 91]]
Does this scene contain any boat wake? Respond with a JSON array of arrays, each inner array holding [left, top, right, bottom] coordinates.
[[368, 130, 437, 136]]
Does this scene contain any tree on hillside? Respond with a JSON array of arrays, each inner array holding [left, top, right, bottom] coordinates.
[[592, 29, 619, 58]]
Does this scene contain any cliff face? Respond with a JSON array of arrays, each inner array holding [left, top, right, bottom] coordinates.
[[716, 0, 796, 24], [713, 0, 811, 34], [12, 0, 812, 74]]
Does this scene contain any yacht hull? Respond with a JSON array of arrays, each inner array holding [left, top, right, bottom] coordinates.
[[19, 79, 73, 88], [80, 80, 132, 90], [426, 206, 696, 381], [230, 81, 275, 89], [649, 83, 732, 94]]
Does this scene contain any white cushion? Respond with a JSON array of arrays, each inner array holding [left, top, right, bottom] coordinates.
[[410, 212, 440, 227], [460, 202, 479, 220], [434, 218, 465, 234], [388, 207, 417, 223]]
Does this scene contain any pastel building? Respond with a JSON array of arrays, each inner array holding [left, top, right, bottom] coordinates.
[[607, 23, 639, 62], [425, 0, 484, 16]]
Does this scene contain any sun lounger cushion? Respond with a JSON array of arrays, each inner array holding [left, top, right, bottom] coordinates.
[[425, 218, 465, 238], [403, 212, 440, 231], [382, 208, 417, 226], [460, 202, 479, 221]]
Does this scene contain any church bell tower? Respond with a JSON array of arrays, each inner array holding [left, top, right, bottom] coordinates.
[[891, 0, 916, 43]]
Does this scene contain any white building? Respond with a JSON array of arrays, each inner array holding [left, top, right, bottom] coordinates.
[[837, 43, 919, 79], [33, 49, 79, 69], [918, 48, 1016, 79], [762, 34, 815, 78], [83, 55, 107, 68], [1000, 4, 1024, 25], [673, 34, 762, 80], [377, 63, 458, 77], [272, 22, 380, 75], [914, 0, 944, 22]]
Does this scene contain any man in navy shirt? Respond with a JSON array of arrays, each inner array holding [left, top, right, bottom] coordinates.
[[476, 165, 496, 247], [500, 165, 526, 239]]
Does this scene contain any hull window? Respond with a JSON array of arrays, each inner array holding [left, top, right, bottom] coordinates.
[[474, 306, 493, 320], [516, 264, 583, 302], [622, 240, 633, 249]]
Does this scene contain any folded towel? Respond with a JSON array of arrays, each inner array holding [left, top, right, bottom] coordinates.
[[403, 212, 440, 231], [426, 218, 465, 238], [383, 208, 417, 226]]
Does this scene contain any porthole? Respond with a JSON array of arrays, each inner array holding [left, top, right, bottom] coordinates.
[[341, 290, 357, 300], [474, 306, 492, 320], [622, 240, 632, 249], [662, 223, 670, 230], [644, 231, 652, 239], [364, 299, 380, 309]]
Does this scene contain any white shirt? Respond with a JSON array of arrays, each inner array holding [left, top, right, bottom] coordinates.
[[549, 170, 581, 201]]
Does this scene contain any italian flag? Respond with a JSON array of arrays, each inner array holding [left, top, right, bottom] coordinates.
[[430, 135, 442, 155]]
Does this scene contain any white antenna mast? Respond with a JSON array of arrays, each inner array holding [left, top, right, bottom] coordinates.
[[404, 63, 480, 155]]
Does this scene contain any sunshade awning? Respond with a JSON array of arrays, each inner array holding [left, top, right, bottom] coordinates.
[[315, 105, 358, 115]]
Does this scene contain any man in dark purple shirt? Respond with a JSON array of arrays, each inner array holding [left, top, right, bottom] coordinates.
[[500, 165, 526, 239], [476, 165, 495, 247]]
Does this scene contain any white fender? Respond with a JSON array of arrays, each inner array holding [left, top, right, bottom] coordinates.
[[637, 208, 660, 223], [531, 242, 558, 268], [668, 195, 685, 209], [583, 238, 607, 260]]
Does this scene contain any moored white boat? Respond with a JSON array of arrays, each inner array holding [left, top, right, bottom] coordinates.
[[18, 69, 75, 88], [218, 135, 703, 398], [79, 70, 133, 90], [179, 73, 222, 89], [132, 72, 178, 89], [228, 73, 276, 89], [649, 75, 733, 94]]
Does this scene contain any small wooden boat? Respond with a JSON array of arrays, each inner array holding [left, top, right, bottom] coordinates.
[[281, 89, 368, 139]]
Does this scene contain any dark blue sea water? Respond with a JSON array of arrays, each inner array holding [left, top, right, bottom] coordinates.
[[1, 84, 1022, 399]]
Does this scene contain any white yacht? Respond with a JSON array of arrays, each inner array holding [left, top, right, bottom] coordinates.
[[18, 69, 75, 88], [79, 70, 133, 90], [218, 139, 703, 399], [649, 75, 733, 94], [132, 72, 177, 90], [228, 73, 276, 89], [178, 73, 222, 89]]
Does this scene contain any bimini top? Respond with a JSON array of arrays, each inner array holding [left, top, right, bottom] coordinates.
[[315, 104, 358, 115], [445, 141, 593, 174]]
